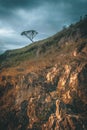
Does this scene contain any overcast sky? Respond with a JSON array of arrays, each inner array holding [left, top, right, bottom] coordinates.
[[0, 0, 87, 53]]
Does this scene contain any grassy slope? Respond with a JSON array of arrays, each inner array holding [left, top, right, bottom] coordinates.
[[0, 18, 87, 68]]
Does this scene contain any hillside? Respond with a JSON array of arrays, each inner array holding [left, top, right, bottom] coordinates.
[[0, 18, 87, 130], [0, 17, 87, 67]]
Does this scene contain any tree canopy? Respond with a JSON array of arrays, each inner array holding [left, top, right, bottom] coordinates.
[[21, 30, 38, 42]]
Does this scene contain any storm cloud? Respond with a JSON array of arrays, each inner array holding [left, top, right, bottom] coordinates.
[[0, 0, 87, 53]]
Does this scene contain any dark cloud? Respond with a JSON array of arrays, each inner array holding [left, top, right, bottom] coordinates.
[[0, 0, 86, 8], [0, 0, 87, 21], [0, 0, 87, 53], [0, 0, 61, 9], [0, 0, 41, 9]]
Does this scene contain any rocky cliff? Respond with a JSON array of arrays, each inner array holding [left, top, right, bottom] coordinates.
[[0, 18, 87, 130]]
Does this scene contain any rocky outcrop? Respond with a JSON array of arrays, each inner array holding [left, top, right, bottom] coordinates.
[[42, 62, 87, 130], [0, 59, 87, 130]]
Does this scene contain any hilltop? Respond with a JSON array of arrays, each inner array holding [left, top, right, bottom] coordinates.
[[0, 17, 87, 130], [0, 16, 87, 68]]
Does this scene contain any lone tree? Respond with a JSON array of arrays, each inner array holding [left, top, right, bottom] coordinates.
[[21, 30, 38, 42]]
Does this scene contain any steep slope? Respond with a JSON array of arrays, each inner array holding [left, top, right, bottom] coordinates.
[[0, 18, 87, 130], [0, 17, 87, 67]]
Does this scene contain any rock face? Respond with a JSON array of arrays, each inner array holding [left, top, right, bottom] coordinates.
[[0, 18, 87, 130]]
